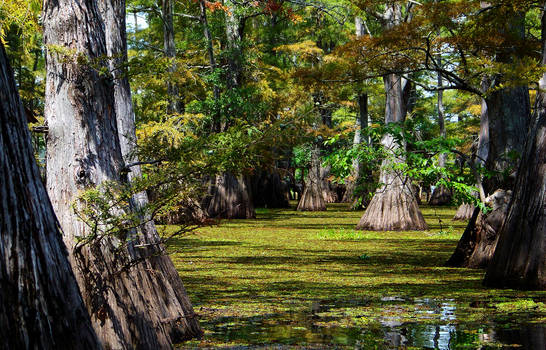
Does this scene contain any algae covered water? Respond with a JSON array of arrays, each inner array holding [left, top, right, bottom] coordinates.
[[170, 204, 546, 349]]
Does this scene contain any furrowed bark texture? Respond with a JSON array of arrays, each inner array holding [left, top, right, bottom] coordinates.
[[100, 0, 202, 341], [484, 86, 530, 192], [483, 110, 545, 289], [297, 145, 327, 211], [356, 73, 427, 231], [320, 164, 338, 203], [205, 173, 256, 219], [449, 9, 530, 269], [483, 17, 546, 286], [43, 1, 200, 348], [446, 190, 511, 268], [0, 43, 101, 350]]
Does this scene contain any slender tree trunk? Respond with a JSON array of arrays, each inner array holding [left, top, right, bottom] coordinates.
[[430, 58, 453, 205], [199, 0, 220, 106], [343, 17, 368, 207], [163, 0, 183, 114], [356, 74, 427, 231], [343, 93, 368, 206], [483, 6, 546, 289], [100, 0, 202, 340], [225, 0, 243, 89], [0, 42, 101, 350], [43, 1, 200, 348]]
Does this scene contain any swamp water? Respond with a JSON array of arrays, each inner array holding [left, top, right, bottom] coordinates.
[[197, 297, 545, 349], [173, 205, 546, 349]]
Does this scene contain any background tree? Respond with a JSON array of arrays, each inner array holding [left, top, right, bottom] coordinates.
[[355, 2, 428, 231]]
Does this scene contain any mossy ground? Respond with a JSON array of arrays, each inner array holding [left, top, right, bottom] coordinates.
[[167, 203, 546, 349]]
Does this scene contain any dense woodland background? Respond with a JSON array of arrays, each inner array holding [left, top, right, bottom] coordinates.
[[1, 0, 545, 348]]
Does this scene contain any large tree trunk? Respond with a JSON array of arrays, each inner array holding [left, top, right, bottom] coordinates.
[[356, 74, 427, 231], [297, 145, 327, 211], [483, 105, 545, 289], [483, 86, 530, 191], [320, 163, 338, 203], [204, 173, 256, 218], [43, 1, 200, 348], [448, 8, 530, 268], [0, 43, 101, 350], [100, 0, 202, 339], [483, 8, 546, 288]]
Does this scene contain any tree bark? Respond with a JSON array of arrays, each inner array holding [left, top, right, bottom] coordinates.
[[448, 8, 530, 268], [446, 190, 511, 268], [204, 173, 256, 219], [0, 42, 101, 350], [297, 144, 327, 211], [251, 170, 290, 208], [453, 202, 475, 221], [225, 0, 243, 89], [356, 74, 427, 231], [320, 163, 338, 203], [483, 105, 545, 289], [43, 1, 201, 348], [483, 7, 546, 288], [100, 0, 202, 340]]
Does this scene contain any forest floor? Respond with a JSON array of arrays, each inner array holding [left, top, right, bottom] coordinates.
[[167, 203, 546, 349]]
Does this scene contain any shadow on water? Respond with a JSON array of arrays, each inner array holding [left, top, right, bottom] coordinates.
[[197, 298, 546, 349]]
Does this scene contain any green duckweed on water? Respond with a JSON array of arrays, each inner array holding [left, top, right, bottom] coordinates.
[[166, 203, 546, 349]]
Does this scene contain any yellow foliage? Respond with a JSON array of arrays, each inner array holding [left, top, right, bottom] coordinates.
[[0, 0, 42, 46], [466, 104, 481, 116], [274, 40, 323, 62]]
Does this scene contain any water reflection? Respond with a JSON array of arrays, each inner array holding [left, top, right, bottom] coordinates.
[[201, 299, 546, 349]]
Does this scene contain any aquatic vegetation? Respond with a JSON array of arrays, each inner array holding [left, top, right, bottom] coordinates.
[[168, 203, 546, 348]]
